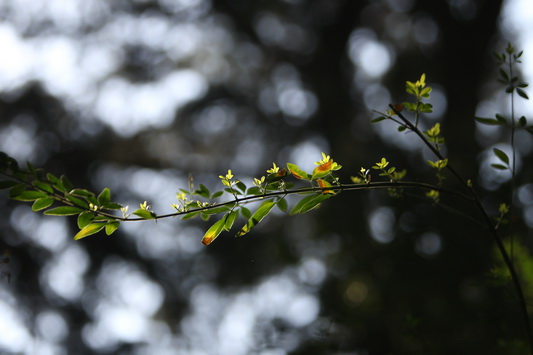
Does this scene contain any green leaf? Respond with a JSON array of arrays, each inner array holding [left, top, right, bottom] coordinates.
[[8, 184, 26, 198], [475, 117, 502, 125], [101, 202, 123, 210], [405, 81, 417, 95], [201, 217, 226, 245], [11, 190, 48, 201], [181, 211, 200, 220], [518, 116, 527, 127], [32, 197, 54, 211], [277, 197, 288, 213], [132, 209, 156, 219], [47, 173, 64, 192], [371, 116, 387, 123], [0, 180, 19, 190], [495, 114, 507, 123], [70, 189, 95, 197], [195, 184, 210, 198], [265, 183, 281, 191], [44, 206, 85, 216], [235, 181, 247, 193], [105, 222, 120, 236], [77, 211, 95, 229], [201, 206, 233, 215], [290, 193, 320, 215], [299, 194, 331, 214], [211, 190, 224, 199], [224, 210, 239, 231], [97, 187, 111, 206], [266, 168, 288, 183], [60, 175, 73, 192], [403, 102, 416, 111], [74, 222, 107, 240], [420, 103, 433, 113], [65, 194, 90, 209], [420, 86, 432, 98], [491, 164, 508, 170], [33, 181, 54, 194], [517, 88, 529, 100], [493, 148, 509, 165], [246, 186, 261, 195], [224, 188, 242, 195], [240, 207, 251, 219], [26, 161, 37, 176], [499, 68, 510, 82], [236, 200, 277, 237]]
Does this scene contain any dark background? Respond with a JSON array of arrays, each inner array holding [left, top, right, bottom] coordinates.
[[1, 0, 533, 353]]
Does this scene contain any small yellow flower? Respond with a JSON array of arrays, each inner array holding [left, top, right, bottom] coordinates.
[[226, 170, 233, 180], [267, 163, 279, 174], [373, 158, 389, 170], [499, 203, 510, 214], [253, 176, 265, 187], [315, 152, 331, 165], [415, 73, 426, 88], [219, 170, 233, 180]]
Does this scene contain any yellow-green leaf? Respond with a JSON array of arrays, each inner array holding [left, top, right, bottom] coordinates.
[[34, 181, 54, 194], [105, 222, 120, 236], [290, 193, 320, 215], [77, 211, 95, 229], [97, 187, 111, 205], [287, 163, 309, 180], [74, 223, 107, 240], [300, 194, 331, 214], [236, 200, 277, 237], [44, 206, 85, 216], [312, 160, 332, 180], [11, 190, 48, 201], [201, 217, 226, 245], [132, 209, 156, 219], [65, 194, 90, 209], [224, 210, 239, 231], [277, 198, 288, 212], [32, 197, 54, 211], [181, 211, 200, 220]]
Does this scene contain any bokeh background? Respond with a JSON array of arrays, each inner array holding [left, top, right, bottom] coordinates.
[[1, 0, 533, 353]]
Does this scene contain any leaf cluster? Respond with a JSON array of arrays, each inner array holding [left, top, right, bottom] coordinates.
[[0, 153, 125, 240], [476, 43, 532, 134]]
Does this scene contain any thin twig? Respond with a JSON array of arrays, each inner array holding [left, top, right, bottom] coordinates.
[[389, 103, 533, 353]]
